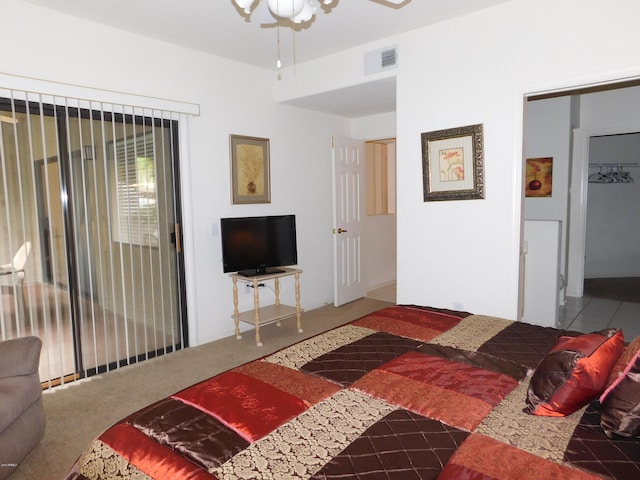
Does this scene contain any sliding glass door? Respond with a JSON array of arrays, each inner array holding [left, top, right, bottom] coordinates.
[[0, 93, 187, 388]]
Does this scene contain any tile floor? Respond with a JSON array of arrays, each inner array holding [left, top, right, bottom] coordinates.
[[367, 283, 640, 341], [560, 295, 640, 340]]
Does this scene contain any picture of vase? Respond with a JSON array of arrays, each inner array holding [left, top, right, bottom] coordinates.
[[230, 134, 270, 204], [236, 143, 264, 196], [525, 157, 553, 197]]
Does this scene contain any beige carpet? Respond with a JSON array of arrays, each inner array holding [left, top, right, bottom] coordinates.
[[12, 297, 391, 480]]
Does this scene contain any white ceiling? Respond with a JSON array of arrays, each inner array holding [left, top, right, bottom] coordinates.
[[22, 0, 511, 117]]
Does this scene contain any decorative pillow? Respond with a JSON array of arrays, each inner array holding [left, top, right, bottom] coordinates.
[[599, 343, 640, 438], [524, 329, 624, 417], [604, 335, 640, 389]]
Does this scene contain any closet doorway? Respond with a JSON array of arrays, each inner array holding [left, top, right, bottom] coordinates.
[[569, 122, 640, 300], [0, 93, 187, 388], [525, 82, 640, 311], [583, 132, 640, 300]]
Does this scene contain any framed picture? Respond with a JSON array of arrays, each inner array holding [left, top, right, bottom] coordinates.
[[421, 123, 485, 201], [230, 134, 271, 204], [525, 157, 553, 197]]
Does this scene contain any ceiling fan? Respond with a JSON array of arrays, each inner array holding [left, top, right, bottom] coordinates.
[[233, 0, 408, 26]]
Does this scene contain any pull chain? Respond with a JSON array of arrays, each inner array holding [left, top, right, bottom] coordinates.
[[276, 25, 282, 69], [293, 26, 297, 76]]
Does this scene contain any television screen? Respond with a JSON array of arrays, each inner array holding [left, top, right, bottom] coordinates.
[[220, 215, 298, 276]]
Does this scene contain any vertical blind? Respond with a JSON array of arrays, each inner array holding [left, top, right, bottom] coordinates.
[[0, 88, 187, 389]]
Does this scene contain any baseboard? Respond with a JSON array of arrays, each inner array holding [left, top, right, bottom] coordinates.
[[584, 275, 640, 279], [366, 280, 396, 293]]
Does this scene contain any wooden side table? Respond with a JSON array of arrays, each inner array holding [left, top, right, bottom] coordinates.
[[230, 267, 303, 346]]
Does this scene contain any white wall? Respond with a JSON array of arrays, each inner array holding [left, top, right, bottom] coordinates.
[[397, 0, 638, 317], [350, 112, 396, 141], [581, 86, 640, 129], [364, 213, 396, 290], [278, 0, 640, 319], [7, 0, 640, 343], [3, 0, 352, 346]]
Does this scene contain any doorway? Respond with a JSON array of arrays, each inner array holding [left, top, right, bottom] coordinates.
[[364, 138, 397, 304], [523, 80, 640, 334], [0, 94, 188, 388], [568, 124, 640, 300], [330, 135, 397, 306]]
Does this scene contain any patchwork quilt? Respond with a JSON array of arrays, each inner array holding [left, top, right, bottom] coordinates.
[[65, 305, 640, 479]]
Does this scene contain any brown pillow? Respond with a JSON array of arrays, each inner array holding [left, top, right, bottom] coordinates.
[[525, 329, 624, 417], [604, 335, 640, 389], [599, 345, 640, 438]]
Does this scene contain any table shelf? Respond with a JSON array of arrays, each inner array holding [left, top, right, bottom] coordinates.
[[230, 267, 303, 346], [233, 304, 301, 326]]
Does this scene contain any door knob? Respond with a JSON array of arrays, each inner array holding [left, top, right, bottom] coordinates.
[[336, 228, 348, 234]]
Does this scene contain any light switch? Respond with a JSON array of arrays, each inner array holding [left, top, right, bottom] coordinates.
[[211, 223, 219, 236]]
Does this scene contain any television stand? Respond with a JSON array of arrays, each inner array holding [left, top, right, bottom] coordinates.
[[230, 267, 303, 347], [237, 267, 284, 277]]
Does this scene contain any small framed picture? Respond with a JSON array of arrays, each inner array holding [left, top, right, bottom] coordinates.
[[525, 157, 553, 197], [421, 123, 485, 201], [230, 134, 271, 204]]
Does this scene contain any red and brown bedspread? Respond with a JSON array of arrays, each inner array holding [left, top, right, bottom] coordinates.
[[65, 305, 640, 480]]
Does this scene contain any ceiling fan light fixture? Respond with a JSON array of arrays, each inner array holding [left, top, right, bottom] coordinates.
[[233, 0, 255, 14], [267, 0, 305, 19], [292, 0, 317, 23], [232, 0, 408, 70]]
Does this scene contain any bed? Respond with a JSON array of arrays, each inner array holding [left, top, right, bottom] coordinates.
[[65, 305, 640, 479]]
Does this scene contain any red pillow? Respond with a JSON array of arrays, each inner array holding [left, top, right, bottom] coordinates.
[[525, 329, 624, 417]]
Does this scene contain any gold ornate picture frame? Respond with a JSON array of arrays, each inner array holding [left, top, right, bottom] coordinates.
[[230, 134, 271, 204], [421, 123, 485, 201]]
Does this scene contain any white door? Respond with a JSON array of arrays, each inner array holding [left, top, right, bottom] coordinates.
[[332, 135, 366, 306]]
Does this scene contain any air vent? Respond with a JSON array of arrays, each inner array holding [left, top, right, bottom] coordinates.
[[364, 46, 398, 75], [380, 48, 397, 68]]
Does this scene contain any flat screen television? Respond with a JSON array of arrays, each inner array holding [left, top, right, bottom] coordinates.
[[220, 214, 298, 277]]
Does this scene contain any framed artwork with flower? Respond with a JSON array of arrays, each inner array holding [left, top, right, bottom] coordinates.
[[421, 123, 485, 201], [230, 134, 271, 204], [525, 157, 553, 197]]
